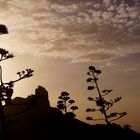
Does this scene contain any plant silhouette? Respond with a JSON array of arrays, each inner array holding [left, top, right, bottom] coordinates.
[[57, 91, 78, 118], [86, 66, 127, 125], [0, 24, 34, 140]]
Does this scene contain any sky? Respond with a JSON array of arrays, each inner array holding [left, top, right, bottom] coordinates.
[[0, 0, 140, 132]]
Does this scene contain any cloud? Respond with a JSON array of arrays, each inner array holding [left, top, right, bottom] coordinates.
[[0, 0, 140, 62], [72, 52, 117, 63], [123, 68, 137, 72], [114, 52, 140, 64], [105, 52, 140, 71]]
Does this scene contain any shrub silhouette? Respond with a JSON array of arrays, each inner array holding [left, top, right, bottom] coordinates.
[[57, 91, 78, 118], [0, 24, 34, 140], [86, 66, 127, 125]]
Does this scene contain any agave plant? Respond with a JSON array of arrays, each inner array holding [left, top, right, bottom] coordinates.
[[0, 24, 34, 140], [57, 91, 78, 118], [86, 66, 127, 125]]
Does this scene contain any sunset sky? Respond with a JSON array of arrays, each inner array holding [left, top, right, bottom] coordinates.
[[0, 0, 140, 133]]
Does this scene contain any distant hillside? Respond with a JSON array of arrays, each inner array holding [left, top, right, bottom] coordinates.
[[0, 86, 139, 140]]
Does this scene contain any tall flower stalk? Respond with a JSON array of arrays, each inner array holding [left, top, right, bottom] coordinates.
[[86, 66, 126, 125], [57, 91, 78, 118], [0, 24, 34, 140]]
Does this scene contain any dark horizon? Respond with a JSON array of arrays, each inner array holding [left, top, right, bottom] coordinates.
[[0, 85, 140, 140]]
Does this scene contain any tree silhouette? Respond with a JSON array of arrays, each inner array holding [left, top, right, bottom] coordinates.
[[0, 24, 34, 140], [57, 91, 78, 118], [0, 25, 8, 35], [86, 66, 127, 125]]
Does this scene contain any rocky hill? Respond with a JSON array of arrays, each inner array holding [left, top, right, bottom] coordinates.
[[0, 86, 139, 140]]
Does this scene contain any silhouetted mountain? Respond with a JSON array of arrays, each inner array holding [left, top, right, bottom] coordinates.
[[0, 86, 140, 140]]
